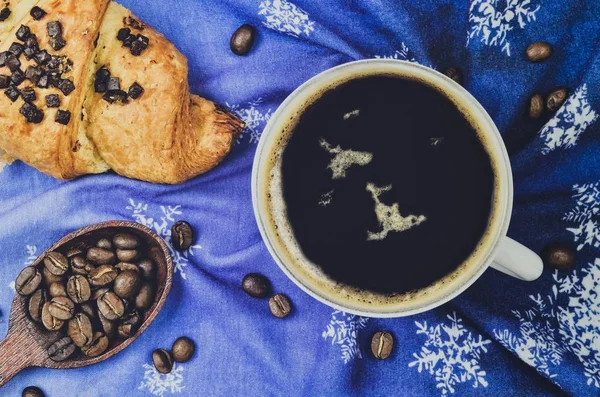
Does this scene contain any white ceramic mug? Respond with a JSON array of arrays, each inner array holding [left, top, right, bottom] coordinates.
[[252, 60, 543, 318]]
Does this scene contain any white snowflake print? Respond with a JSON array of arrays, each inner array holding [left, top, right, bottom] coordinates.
[[467, 0, 541, 56], [139, 363, 184, 396], [494, 293, 566, 379], [374, 43, 417, 62], [409, 312, 491, 395], [126, 199, 201, 279], [564, 181, 600, 251], [322, 310, 369, 364], [258, 0, 315, 38], [226, 98, 273, 145], [539, 84, 598, 155], [9, 245, 38, 290]]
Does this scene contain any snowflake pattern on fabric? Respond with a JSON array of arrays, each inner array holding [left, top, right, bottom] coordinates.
[[322, 310, 369, 364], [467, 0, 541, 56], [409, 312, 491, 395], [564, 182, 600, 250], [126, 199, 201, 279], [374, 43, 418, 62], [539, 85, 598, 155], [258, 0, 315, 38], [138, 363, 184, 396], [226, 98, 273, 145]]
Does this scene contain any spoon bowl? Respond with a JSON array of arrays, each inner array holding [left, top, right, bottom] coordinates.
[[0, 221, 173, 386]]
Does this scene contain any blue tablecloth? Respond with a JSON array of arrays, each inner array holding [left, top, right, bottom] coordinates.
[[1, 0, 600, 395]]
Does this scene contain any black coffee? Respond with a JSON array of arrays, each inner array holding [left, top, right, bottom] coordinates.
[[281, 75, 495, 294]]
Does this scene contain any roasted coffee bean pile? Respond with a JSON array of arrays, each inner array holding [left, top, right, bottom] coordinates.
[[152, 337, 195, 374], [241, 273, 293, 318], [15, 232, 158, 362], [0, 7, 74, 125], [94, 66, 144, 104]]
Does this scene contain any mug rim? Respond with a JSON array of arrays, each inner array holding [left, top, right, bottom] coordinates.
[[252, 59, 513, 318]]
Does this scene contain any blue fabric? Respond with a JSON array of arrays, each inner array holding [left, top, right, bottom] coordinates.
[[1, 0, 600, 395]]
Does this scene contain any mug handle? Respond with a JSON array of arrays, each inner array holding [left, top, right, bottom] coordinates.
[[490, 237, 544, 281]]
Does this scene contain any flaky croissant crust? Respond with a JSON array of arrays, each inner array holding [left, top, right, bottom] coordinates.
[[0, 0, 244, 184]]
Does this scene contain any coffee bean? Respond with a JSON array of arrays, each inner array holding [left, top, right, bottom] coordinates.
[[81, 332, 109, 357], [42, 266, 64, 285], [91, 287, 110, 300], [118, 310, 142, 338], [138, 259, 156, 279], [98, 311, 117, 339], [116, 249, 139, 262], [172, 337, 195, 363], [242, 273, 270, 298], [48, 296, 75, 320], [114, 270, 141, 298], [66, 248, 84, 258], [152, 348, 173, 374], [44, 251, 69, 275], [116, 262, 139, 273], [47, 336, 76, 362], [67, 313, 93, 347], [230, 24, 256, 56], [22, 386, 45, 397], [135, 282, 155, 310], [546, 87, 568, 113], [113, 233, 140, 250], [443, 67, 463, 85], [28, 288, 49, 322], [526, 42, 553, 62], [371, 331, 394, 359], [96, 238, 113, 250], [67, 275, 91, 303], [41, 302, 64, 331], [89, 264, 118, 287], [16, 266, 42, 296], [79, 302, 96, 320], [542, 242, 575, 270], [86, 247, 117, 265], [529, 94, 544, 119], [268, 294, 292, 318], [97, 291, 125, 320], [71, 256, 95, 276], [171, 221, 194, 251], [49, 282, 67, 298]]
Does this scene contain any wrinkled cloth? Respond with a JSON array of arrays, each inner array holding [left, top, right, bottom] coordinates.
[[1, 0, 600, 396]]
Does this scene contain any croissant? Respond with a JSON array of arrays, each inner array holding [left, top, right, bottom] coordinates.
[[0, 0, 244, 183]]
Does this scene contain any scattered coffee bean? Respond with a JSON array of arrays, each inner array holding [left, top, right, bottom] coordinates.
[[22, 385, 45, 397], [97, 291, 125, 320], [16, 266, 42, 296], [67, 275, 91, 303], [30, 6, 47, 21], [28, 288, 48, 322], [138, 259, 155, 279], [546, 87, 568, 113], [242, 273, 270, 298], [89, 265, 118, 287], [116, 249, 139, 262], [171, 221, 194, 251], [542, 242, 575, 270], [116, 262, 139, 273], [44, 251, 69, 275], [443, 67, 463, 85], [41, 302, 64, 331], [529, 93, 544, 119], [371, 331, 394, 359], [135, 282, 155, 310], [81, 332, 109, 357], [172, 337, 195, 363], [49, 282, 67, 298], [118, 310, 141, 338], [48, 296, 75, 320], [47, 336, 76, 362], [97, 238, 112, 250], [114, 270, 141, 298], [230, 24, 256, 56], [67, 312, 94, 347], [526, 42, 553, 63], [269, 294, 292, 318], [152, 348, 173, 374]]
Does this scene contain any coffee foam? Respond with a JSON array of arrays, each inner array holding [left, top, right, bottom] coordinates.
[[262, 64, 507, 314]]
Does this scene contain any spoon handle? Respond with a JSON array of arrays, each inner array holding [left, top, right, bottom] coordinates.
[[0, 328, 39, 387]]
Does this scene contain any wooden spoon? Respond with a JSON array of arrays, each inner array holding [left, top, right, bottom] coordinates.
[[0, 221, 173, 387]]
